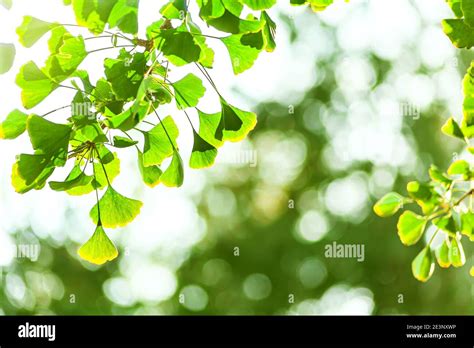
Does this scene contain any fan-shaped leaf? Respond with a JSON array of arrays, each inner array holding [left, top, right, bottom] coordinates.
[[78, 224, 118, 265], [0, 110, 28, 139], [397, 211, 427, 246], [90, 186, 143, 228]]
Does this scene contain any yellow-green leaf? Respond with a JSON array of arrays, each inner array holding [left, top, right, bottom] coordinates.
[[412, 247, 435, 282], [373, 192, 404, 217], [90, 186, 143, 228], [161, 150, 184, 187], [397, 211, 427, 246], [78, 224, 118, 265]]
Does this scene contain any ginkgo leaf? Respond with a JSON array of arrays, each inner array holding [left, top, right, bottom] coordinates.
[[0, 43, 15, 74], [16, 61, 56, 109], [198, 109, 224, 148], [460, 211, 474, 239], [12, 154, 55, 193], [187, 19, 214, 68], [154, 28, 202, 66], [27, 115, 72, 164], [16, 16, 57, 48], [112, 136, 138, 148], [447, 159, 470, 178], [461, 0, 474, 27], [71, 0, 115, 35], [190, 131, 218, 169], [104, 50, 147, 100], [106, 102, 151, 131], [445, 0, 463, 17], [449, 237, 466, 267], [137, 151, 162, 188], [0, 109, 28, 139], [218, 100, 257, 142], [242, 0, 277, 10], [261, 12, 276, 52], [142, 116, 179, 166], [221, 33, 262, 75], [199, 0, 225, 19], [90, 186, 143, 228], [436, 238, 451, 269], [207, 11, 263, 34], [412, 247, 435, 282], [49, 165, 93, 191], [309, 0, 334, 12], [107, 0, 139, 34], [442, 19, 474, 49], [161, 150, 184, 187], [373, 192, 404, 217], [428, 165, 452, 187], [441, 117, 465, 141], [44, 27, 87, 83], [397, 211, 427, 246], [173, 73, 206, 109], [160, 0, 186, 19], [78, 224, 118, 265]]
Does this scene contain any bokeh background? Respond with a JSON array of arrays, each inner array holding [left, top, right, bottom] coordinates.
[[0, 0, 473, 315]]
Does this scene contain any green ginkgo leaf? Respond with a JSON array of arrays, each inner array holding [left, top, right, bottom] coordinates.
[[71, 0, 116, 35], [27, 115, 72, 165], [0, 109, 28, 139], [0, 43, 15, 74], [16, 61, 56, 109], [90, 186, 143, 228], [187, 19, 215, 68], [173, 73, 206, 109], [190, 130, 218, 169], [412, 247, 435, 282], [206, 11, 262, 34], [428, 165, 452, 187], [447, 159, 470, 178], [221, 33, 262, 75], [242, 0, 277, 10], [433, 214, 458, 235], [397, 211, 427, 246], [160, 0, 186, 19], [107, 0, 139, 34], [142, 116, 179, 166], [137, 151, 162, 188], [16, 16, 57, 48], [217, 100, 257, 142], [198, 109, 224, 148], [261, 11, 276, 52], [13, 154, 55, 193], [373, 192, 404, 217], [461, 0, 474, 27], [436, 238, 451, 268], [154, 28, 202, 66], [112, 136, 138, 148], [161, 150, 184, 187], [78, 224, 118, 265], [441, 117, 465, 141], [449, 237, 466, 267], [460, 211, 474, 240], [49, 165, 93, 191]]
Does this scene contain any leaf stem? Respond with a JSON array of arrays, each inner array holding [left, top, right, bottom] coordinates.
[[453, 188, 474, 207]]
